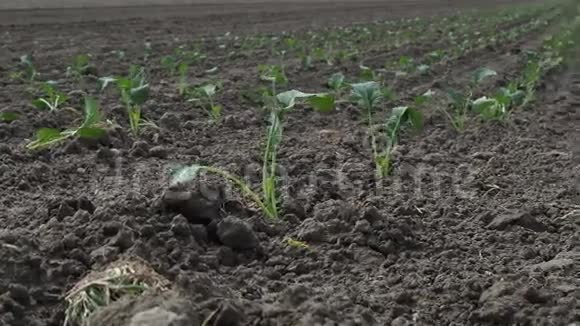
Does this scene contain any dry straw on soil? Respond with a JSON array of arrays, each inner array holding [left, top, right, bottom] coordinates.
[[63, 257, 170, 326]]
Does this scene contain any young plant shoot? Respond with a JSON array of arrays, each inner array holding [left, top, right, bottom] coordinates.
[[177, 62, 189, 96], [352, 81, 428, 177], [172, 90, 334, 219], [27, 97, 106, 150], [327, 72, 347, 101], [14, 55, 37, 83], [66, 54, 97, 80], [472, 82, 524, 121], [107, 66, 150, 136], [32, 81, 69, 111], [443, 67, 497, 131], [187, 83, 222, 121]]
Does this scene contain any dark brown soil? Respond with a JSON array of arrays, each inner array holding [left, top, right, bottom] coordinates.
[[0, 1, 578, 326]]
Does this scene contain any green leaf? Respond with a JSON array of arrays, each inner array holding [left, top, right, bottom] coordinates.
[[472, 67, 497, 84], [32, 99, 50, 110], [171, 165, 202, 187], [258, 64, 287, 85], [130, 84, 149, 105], [211, 105, 223, 120], [447, 89, 466, 108], [276, 90, 332, 111], [509, 89, 525, 107], [277, 90, 308, 109], [177, 62, 188, 76], [27, 128, 68, 149], [417, 64, 430, 74], [76, 127, 106, 139], [414, 89, 434, 106], [327, 72, 345, 90], [116, 77, 132, 91], [36, 128, 62, 140], [398, 55, 413, 68], [201, 84, 217, 97], [472, 96, 501, 118], [359, 66, 375, 81], [405, 107, 424, 130], [388, 106, 424, 132], [161, 55, 177, 72], [81, 97, 102, 128], [307, 94, 335, 113], [0, 112, 18, 122], [351, 81, 382, 110]]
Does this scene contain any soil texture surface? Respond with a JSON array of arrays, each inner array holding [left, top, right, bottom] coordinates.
[[0, 1, 578, 326]]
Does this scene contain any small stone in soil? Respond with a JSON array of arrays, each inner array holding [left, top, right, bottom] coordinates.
[[149, 145, 169, 159], [297, 218, 326, 243], [102, 221, 123, 237], [217, 246, 238, 267], [487, 211, 547, 232], [217, 216, 258, 250], [8, 284, 30, 306], [162, 188, 222, 225]]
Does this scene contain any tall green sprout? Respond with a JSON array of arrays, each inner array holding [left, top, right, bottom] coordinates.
[[443, 67, 497, 131], [27, 97, 106, 150], [351, 81, 383, 176], [351, 82, 428, 177], [103, 66, 149, 136], [172, 90, 334, 219]]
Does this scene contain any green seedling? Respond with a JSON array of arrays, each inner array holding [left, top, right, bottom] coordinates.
[[520, 59, 541, 106], [352, 81, 428, 177], [258, 64, 288, 95], [32, 81, 69, 111], [327, 72, 346, 91], [327, 72, 348, 101], [358, 65, 378, 82], [27, 97, 106, 150], [176, 46, 206, 66], [376, 103, 425, 176], [101, 67, 150, 135], [116, 66, 149, 136], [427, 49, 445, 63], [442, 67, 497, 131], [0, 112, 18, 122], [187, 83, 222, 121], [472, 83, 524, 120], [177, 62, 189, 96], [351, 81, 383, 176], [417, 64, 430, 74], [172, 90, 334, 219], [395, 55, 415, 76], [299, 52, 314, 70], [10, 55, 37, 85], [66, 54, 96, 80], [161, 55, 180, 75]]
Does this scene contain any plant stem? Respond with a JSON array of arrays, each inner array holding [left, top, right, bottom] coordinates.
[[200, 166, 276, 219], [262, 110, 281, 219], [366, 102, 381, 177]]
